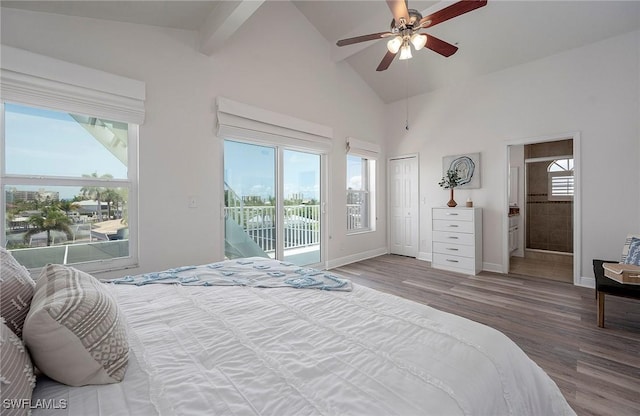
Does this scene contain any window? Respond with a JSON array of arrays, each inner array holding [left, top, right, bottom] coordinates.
[[547, 158, 574, 201], [346, 154, 375, 232], [1, 102, 138, 271]]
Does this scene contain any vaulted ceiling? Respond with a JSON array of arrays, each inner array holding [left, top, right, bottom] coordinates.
[[3, 1, 639, 103]]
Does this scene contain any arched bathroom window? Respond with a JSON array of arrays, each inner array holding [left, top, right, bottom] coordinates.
[[547, 158, 574, 201]]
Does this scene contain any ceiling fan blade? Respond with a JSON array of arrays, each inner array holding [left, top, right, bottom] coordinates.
[[336, 32, 392, 47], [420, 0, 487, 29], [386, 0, 410, 27], [376, 50, 397, 72], [423, 34, 458, 57]]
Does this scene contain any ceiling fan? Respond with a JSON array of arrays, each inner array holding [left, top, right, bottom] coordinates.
[[336, 0, 487, 71]]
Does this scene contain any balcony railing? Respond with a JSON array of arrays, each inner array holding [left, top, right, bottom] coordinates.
[[347, 203, 366, 230], [224, 205, 320, 254]]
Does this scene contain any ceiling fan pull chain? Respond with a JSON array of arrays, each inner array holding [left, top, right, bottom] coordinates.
[[405, 59, 410, 131]]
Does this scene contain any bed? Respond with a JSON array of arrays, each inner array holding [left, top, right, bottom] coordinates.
[[19, 257, 575, 415]]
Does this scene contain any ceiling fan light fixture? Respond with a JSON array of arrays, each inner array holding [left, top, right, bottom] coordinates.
[[410, 33, 427, 51], [387, 36, 403, 54], [399, 43, 412, 60]]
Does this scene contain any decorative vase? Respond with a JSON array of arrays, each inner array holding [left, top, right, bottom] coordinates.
[[447, 188, 457, 207]]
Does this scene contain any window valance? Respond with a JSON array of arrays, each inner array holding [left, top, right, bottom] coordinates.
[[216, 96, 333, 153], [0, 46, 145, 124], [346, 137, 381, 159]]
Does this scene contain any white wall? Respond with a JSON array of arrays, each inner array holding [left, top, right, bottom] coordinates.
[[385, 30, 640, 282], [1, 3, 388, 277]]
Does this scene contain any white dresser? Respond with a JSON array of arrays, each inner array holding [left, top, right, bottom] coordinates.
[[432, 207, 483, 275]]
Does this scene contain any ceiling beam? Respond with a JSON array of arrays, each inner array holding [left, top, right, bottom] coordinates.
[[199, 0, 265, 56]]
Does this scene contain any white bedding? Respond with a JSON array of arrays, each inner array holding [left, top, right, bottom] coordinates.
[[32, 264, 575, 415]]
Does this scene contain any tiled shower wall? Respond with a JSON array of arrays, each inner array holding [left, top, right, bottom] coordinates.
[[525, 140, 573, 253]]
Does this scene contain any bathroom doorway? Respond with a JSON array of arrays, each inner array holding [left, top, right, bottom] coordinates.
[[505, 133, 581, 285]]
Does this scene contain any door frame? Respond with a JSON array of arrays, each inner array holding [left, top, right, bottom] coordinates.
[[503, 132, 585, 286], [387, 153, 419, 257]]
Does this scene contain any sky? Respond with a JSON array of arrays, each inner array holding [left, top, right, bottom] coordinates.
[[224, 140, 320, 202], [4, 103, 127, 199], [5, 104, 328, 204]]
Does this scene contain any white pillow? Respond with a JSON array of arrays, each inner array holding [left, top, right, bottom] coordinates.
[[0, 247, 35, 337], [23, 264, 129, 386], [0, 319, 36, 416]]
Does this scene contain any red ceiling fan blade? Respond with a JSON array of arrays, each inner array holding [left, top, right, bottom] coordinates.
[[376, 50, 397, 72], [420, 0, 487, 29], [422, 34, 458, 57], [336, 32, 392, 47], [386, 0, 410, 27]]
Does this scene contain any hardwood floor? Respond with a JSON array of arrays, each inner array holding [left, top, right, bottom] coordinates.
[[333, 255, 640, 416], [510, 250, 573, 283]]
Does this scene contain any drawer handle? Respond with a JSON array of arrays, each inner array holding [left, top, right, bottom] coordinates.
[[447, 236, 459, 239], [446, 213, 459, 216], [446, 259, 459, 263], [446, 248, 459, 251], [448, 225, 459, 228]]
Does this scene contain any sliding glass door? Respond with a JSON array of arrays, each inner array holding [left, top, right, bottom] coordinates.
[[223, 140, 322, 266], [282, 149, 321, 265]]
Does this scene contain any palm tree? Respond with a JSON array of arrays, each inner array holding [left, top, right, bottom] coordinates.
[[101, 188, 123, 220], [24, 207, 73, 246], [80, 172, 113, 221], [57, 199, 80, 218]]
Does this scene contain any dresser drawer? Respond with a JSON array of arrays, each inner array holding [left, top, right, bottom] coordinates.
[[433, 219, 474, 234], [432, 253, 475, 271], [433, 242, 475, 258], [432, 208, 473, 222], [432, 231, 475, 245]]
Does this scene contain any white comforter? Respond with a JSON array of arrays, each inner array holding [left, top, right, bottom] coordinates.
[[33, 280, 575, 415]]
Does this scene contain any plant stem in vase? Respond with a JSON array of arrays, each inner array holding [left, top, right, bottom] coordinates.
[[447, 188, 457, 207]]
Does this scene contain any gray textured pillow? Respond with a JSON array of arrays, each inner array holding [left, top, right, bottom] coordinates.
[[0, 247, 36, 337], [0, 319, 36, 416], [23, 264, 129, 386]]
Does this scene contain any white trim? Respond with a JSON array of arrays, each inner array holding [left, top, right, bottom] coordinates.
[[216, 97, 332, 152], [525, 155, 573, 163], [0, 46, 145, 124], [417, 251, 431, 262], [346, 137, 381, 159], [576, 275, 595, 289], [326, 246, 388, 269], [503, 132, 582, 286], [482, 262, 503, 274]]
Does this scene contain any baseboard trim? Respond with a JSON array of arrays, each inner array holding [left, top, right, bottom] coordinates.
[[482, 262, 503, 273], [576, 275, 595, 288], [326, 247, 388, 269], [417, 252, 431, 262]]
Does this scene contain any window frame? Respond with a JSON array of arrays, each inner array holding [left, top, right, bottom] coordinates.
[[0, 101, 139, 273], [547, 158, 574, 201], [346, 154, 376, 234]]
